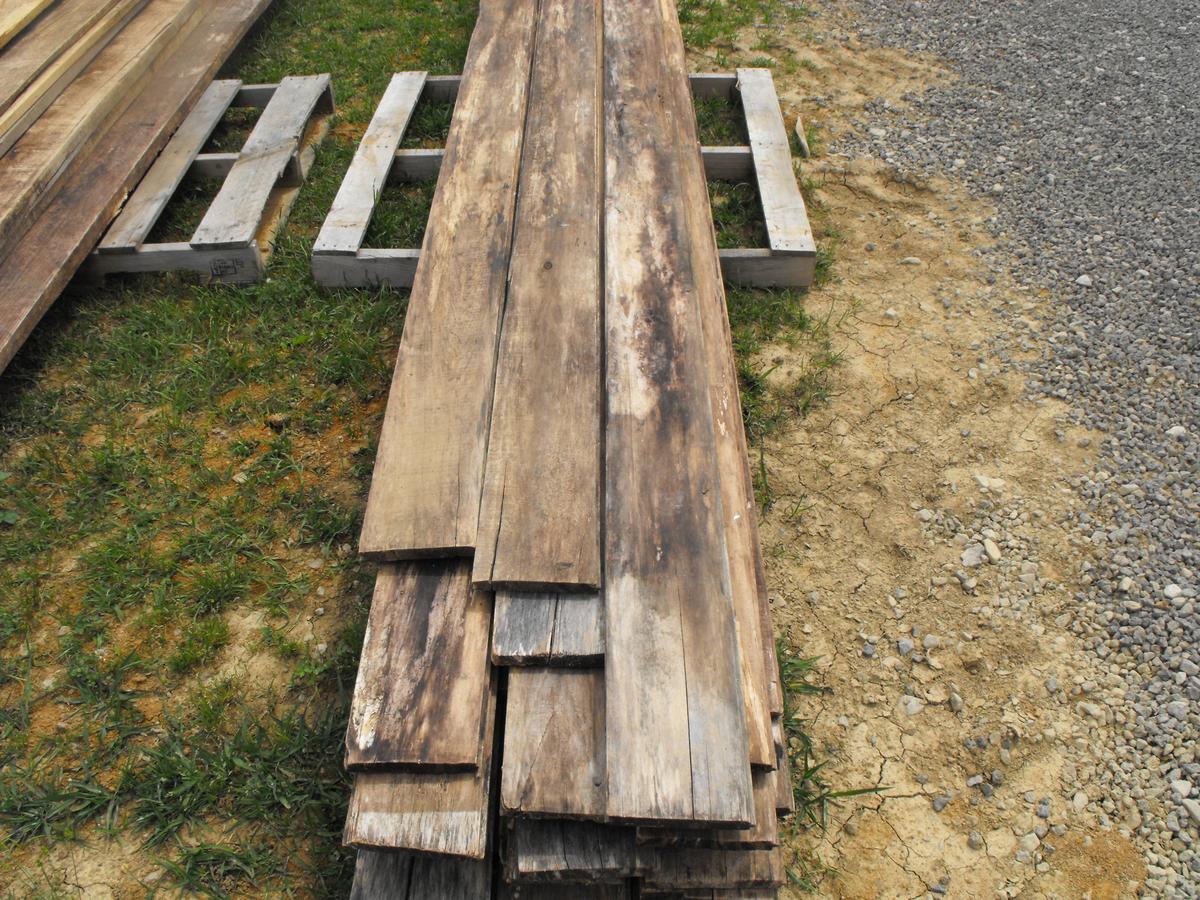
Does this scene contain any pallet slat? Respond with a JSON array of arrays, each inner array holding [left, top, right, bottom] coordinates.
[[344, 674, 497, 858], [357, 0, 540, 559], [601, 0, 753, 828], [472, 0, 602, 592], [736, 68, 815, 258], [345, 560, 491, 771], [492, 591, 604, 667], [191, 73, 330, 248], [0, 0, 55, 51], [97, 78, 241, 252], [314, 71, 426, 256]]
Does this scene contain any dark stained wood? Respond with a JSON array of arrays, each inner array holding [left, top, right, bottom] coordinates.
[[344, 674, 498, 858], [350, 850, 412, 899], [358, 0, 539, 559], [492, 590, 604, 667], [638, 848, 784, 891], [0, 0, 275, 375], [408, 855, 491, 899], [472, 0, 602, 592], [346, 559, 491, 771], [602, 0, 753, 827], [501, 667, 605, 820], [500, 882, 632, 899]]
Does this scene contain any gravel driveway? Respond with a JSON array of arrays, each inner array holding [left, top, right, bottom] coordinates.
[[840, 0, 1200, 893]]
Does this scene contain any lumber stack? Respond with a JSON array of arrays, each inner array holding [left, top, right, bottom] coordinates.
[[344, 0, 801, 896], [0, 0, 274, 373]]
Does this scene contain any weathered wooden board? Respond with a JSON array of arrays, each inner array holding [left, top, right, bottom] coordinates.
[[0, 0, 202, 255], [736, 68, 815, 258], [350, 850, 411, 899], [346, 559, 491, 771], [772, 719, 794, 816], [602, 0, 753, 827], [0, 0, 146, 156], [0, 0, 122, 115], [0, 0, 273, 375], [97, 78, 240, 252], [472, 0, 602, 591], [313, 71, 426, 256], [659, 20, 775, 772], [350, 851, 491, 899], [344, 674, 497, 858], [500, 882, 631, 899], [358, 0, 538, 559], [638, 847, 784, 891], [0, 0, 54, 51], [501, 667, 605, 819], [637, 769, 779, 850], [311, 247, 420, 289], [492, 591, 603, 667], [82, 241, 262, 282], [506, 819, 640, 883], [191, 73, 330, 249]]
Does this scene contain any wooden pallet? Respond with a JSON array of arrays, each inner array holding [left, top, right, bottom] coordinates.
[[82, 74, 333, 284], [313, 68, 814, 291]]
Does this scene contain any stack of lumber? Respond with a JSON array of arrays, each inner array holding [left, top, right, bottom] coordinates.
[[344, 0, 798, 896], [0, 0, 274, 374]]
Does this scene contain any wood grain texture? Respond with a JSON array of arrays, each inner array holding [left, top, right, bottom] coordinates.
[[637, 769, 778, 850], [345, 559, 491, 771], [500, 882, 632, 899], [97, 78, 240, 252], [0, 0, 146, 156], [0, 0, 202, 255], [472, 0, 602, 591], [506, 819, 640, 883], [191, 74, 330, 249], [344, 674, 497, 858], [0, 0, 54, 50], [0, 0, 273, 375], [602, 0, 753, 827], [736, 68, 815, 257], [313, 71, 426, 256], [358, 0, 539, 559], [0, 0, 123, 115], [492, 590, 603, 666], [771, 719, 793, 816], [350, 850, 412, 899], [501, 667, 605, 820], [657, 10, 774, 772], [638, 847, 783, 891], [408, 855, 491, 899]]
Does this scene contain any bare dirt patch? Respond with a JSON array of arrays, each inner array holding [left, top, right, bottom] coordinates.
[[692, 3, 1151, 897]]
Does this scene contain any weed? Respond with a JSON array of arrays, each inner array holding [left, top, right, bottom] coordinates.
[[169, 618, 230, 674]]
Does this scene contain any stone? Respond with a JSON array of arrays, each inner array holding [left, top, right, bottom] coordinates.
[[968, 830, 984, 850], [1075, 274, 1093, 287], [961, 543, 986, 568], [983, 538, 1002, 563], [1167, 425, 1187, 439]]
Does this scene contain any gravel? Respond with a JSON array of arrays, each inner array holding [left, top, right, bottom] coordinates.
[[841, 0, 1199, 892]]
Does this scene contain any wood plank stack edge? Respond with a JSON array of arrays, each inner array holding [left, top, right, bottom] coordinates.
[[342, 0, 811, 896], [0, 0, 276, 374]]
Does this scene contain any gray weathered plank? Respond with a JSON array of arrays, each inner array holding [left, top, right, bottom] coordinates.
[[344, 673, 497, 857], [717, 249, 814, 288], [637, 769, 779, 850], [507, 820, 640, 883], [311, 248, 420, 288], [638, 847, 784, 891], [98, 79, 240, 252], [473, 0, 602, 592], [602, 0, 753, 827], [501, 667, 605, 820], [314, 71, 426, 256], [358, 0, 539, 559], [736, 68, 815, 258], [772, 718, 794, 816], [492, 591, 604, 667], [191, 73, 330, 249], [345, 559, 491, 771], [82, 241, 261, 282], [350, 850, 412, 899]]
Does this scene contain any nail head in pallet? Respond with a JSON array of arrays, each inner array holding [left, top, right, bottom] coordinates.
[[312, 68, 814, 291], [83, 74, 333, 284]]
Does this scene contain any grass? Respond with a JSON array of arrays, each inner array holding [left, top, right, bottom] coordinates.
[[0, 0, 842, 893]]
